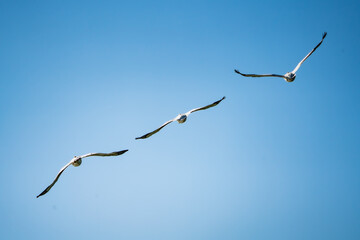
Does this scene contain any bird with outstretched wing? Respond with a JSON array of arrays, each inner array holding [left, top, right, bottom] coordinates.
[[36, 150, 128, 198], [136, 97, 226, 140], [235, 32, 327, 82]]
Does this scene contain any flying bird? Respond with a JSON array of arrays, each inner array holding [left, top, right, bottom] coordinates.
[[36, 150, 128, 198], [136, 96, 226, 140], [234, 32, 327, 82]]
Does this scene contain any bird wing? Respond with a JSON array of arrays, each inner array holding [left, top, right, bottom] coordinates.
[[234, 69, 285, 78], [291, 32, 327, 73], [81, 150, 129, 158], [135, 119, 176, 140], [186, 96, 226, 115], [36, 160, 73, 198]]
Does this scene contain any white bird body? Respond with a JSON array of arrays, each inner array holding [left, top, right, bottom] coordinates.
[[235, 32, 327, 82], [284, 72, 296, 82], [176, 114, 187, 123], [72, 157, 82, 166], [36, 150, 128, 198], [135, 96, 226, 140]]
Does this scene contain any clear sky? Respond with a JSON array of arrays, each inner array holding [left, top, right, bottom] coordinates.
[[0, 0, 359, 239]]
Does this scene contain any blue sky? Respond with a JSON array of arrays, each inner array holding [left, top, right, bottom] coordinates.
[[0, 0, 359, 239]]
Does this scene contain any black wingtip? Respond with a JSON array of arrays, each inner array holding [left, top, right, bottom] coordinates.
[[117, 149, 129, 155], [135, 135, 147, 140], [322, 32, 327, 39], [234, 69, 241, 74], [36, 192, 43, 198]]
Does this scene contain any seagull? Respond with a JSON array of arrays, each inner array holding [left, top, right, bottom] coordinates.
[[234, 32, 327, 82], [136, 96, 226, 140], [36, 150, 128, 198]]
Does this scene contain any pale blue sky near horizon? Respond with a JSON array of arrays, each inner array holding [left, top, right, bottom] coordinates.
[[0, 0, 359, 239]]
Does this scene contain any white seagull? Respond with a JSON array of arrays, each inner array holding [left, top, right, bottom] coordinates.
[[136, 96, 226, 140], [234, 32, 327, 82], [36, 150, 128, 198]]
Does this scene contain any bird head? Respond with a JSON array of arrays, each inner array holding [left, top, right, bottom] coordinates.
[[284, 72, 296, 82], [72, 157, 82, 167], [177, 114, 187, 123]]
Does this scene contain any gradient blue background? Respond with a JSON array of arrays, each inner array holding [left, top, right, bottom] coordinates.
[[1, 0, 359, 239]]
